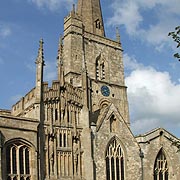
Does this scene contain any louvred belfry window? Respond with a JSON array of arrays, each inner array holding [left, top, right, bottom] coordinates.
[[154, 149, 168, 180], [96, 57, 105, 81], [106, 138, 124, 180]]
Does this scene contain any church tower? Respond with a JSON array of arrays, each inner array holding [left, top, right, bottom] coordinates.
[[63, 0, 129, 125], [59, 0, 135, 179]]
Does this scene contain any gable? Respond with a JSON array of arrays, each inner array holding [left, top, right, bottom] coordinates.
[[96, 103, 130, 133]]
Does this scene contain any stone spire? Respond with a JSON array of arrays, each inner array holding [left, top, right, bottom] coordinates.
[[35, 38, 44, 103], [35, 40, 46, 180], [57, 35, 65, 87], [77, 0, 105, 36]]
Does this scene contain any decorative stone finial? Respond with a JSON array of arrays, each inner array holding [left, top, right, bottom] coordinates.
[[116, 27, 121, 43], [36, 38, 44, 64]]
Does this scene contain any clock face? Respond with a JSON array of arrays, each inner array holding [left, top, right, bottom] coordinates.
[[101, 85, 110, 97]]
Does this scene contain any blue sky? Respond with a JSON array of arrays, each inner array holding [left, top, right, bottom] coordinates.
[[0, 0, 180, 137]]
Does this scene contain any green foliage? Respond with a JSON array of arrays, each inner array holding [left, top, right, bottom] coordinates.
[[168, 26, 180, 61]]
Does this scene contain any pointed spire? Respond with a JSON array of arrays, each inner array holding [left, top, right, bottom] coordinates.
[[116, 27, 121, 43], [77, 0, 105, 36], [36, 38, 44, 64], [57, 35, 65, 87], [35, 38, 44, 104]]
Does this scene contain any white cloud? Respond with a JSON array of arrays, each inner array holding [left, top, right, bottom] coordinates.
[[107, 1, 142, 35], [124, 54, 180, 135], [108, 0, 180, 49], [44, 60, 57, 81], [29, 0, 75, 11], [124, 53, 143, 70], [0, 24, 11, 38]]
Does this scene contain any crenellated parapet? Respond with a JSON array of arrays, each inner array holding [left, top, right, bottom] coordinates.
[[11, 87, 36, 117], [43, 81, 60, 100]]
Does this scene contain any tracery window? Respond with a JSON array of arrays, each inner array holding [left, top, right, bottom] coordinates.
[[6, 142, 31, 180], [154, 149, 168, 180], [106, 138, 124, 180]]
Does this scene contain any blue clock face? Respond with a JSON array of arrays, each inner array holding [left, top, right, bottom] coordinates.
[[101, 85, 110, 97]]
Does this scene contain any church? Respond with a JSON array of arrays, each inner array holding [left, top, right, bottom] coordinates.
[[0, 0, 180, 180]]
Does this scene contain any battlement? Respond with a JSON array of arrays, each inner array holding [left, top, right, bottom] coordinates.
[[44, 80, 83, 107], [44, 80, 60, 100], [11, 87, 36, 116], [64, 9, 81, 23]]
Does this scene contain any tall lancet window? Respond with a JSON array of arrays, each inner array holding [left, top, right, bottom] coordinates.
[[6, 141, 31, 180], [106, 138, 124, 180], [154, 149, 168, 180]]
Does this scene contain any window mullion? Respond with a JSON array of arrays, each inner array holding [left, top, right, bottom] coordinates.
[[17, 147, 20, 180], [114, 156, 117, 180], [119, 158, 121, 180], [109, 156, 112, 180], [23, 148, 26, 175]]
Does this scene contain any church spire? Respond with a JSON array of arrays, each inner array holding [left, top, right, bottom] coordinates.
[[77, 0, 105, 36]]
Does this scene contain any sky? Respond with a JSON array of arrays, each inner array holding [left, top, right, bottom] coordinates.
[[0, 0, 180, 137]]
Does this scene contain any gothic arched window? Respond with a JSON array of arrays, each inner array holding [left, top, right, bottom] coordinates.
[[154, 149, 168, 180], [6, 142, 31, 180], [106, 138, 124, 180]]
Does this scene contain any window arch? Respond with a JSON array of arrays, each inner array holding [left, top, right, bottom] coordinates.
[[105, 138, 124, 180], [6, 141, 31, 180], [154, 149, 168, 180]]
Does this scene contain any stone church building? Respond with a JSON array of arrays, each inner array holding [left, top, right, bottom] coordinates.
[[0, 0, 180, 180]]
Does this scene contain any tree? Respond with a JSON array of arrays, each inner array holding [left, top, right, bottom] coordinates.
[[168, 26, 180, 61]]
